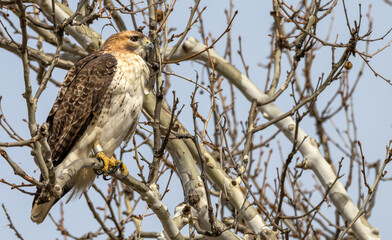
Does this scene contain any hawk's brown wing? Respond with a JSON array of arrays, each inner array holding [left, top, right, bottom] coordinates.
[[47, 52, 117, 165]]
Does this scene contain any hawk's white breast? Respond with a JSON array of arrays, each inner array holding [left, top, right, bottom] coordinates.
[[96, 52, 149, 154]]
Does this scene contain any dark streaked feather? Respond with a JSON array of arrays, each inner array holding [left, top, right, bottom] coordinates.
[[46, 52, 117, 165]]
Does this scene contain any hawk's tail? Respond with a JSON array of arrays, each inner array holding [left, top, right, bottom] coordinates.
[[31, 198, 56, 224]]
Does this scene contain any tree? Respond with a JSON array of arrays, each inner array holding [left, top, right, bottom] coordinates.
[[0, 0, 391, 239]]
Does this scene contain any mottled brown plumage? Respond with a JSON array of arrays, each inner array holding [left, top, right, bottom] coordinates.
[[48, 53, 117, 164], [31, 31, 153, 224]]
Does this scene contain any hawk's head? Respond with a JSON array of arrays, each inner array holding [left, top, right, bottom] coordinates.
[[102, 31, 154, 59]]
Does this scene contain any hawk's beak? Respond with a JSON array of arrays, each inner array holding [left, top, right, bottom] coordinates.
[[143, 40, 154, 50]]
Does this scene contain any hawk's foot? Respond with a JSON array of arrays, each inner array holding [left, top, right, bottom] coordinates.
[[93, 144, 129, 176], [96, 151, 117, 172]]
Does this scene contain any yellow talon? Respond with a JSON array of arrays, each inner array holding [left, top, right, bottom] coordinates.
[[121, 163, 129, 176], [94, 143, 129, 176], [96, 152, 117, 172]]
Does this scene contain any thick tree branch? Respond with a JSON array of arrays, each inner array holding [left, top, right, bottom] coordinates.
[[142, 93, 277, 239]]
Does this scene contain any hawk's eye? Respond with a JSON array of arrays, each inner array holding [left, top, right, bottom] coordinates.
[[130, 36, 139, 42]]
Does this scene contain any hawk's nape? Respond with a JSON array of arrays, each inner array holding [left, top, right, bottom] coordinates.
[[31, 31, 153, 224]]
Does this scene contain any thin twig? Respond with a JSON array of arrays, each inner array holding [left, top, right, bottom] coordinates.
[[2, 204, 24, 240]]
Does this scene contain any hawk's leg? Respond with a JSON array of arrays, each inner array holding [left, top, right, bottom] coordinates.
[[93, 143, 129, 176]]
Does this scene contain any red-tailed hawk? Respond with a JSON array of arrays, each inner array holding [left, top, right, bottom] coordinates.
[[31, 31, 153, 224]]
